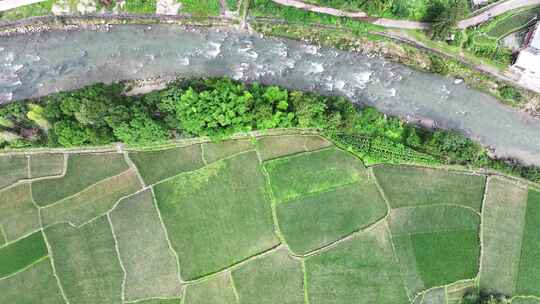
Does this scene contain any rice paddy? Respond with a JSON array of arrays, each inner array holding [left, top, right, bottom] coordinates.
[[0, 133, 537, 303]]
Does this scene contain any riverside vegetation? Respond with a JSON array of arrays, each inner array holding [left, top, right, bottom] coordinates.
[[0, 77, 539, 183]]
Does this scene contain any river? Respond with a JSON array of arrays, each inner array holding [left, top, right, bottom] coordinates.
[[1, 24, 539, 165]]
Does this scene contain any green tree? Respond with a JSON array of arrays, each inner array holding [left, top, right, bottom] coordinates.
[[429, 0, 467, 41]]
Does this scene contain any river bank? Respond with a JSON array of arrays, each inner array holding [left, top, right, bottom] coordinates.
[[1, 23, 540, 167]]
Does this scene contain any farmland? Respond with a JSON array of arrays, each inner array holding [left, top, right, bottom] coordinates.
[[1, 132, 539, 304]]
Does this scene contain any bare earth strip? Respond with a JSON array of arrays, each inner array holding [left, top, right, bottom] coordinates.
[[0, 183, 40, 242], [110, 189, 182, 301], [479, 177, 528, 295], [41, 169, 142, 227]]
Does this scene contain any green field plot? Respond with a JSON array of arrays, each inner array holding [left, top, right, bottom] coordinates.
[[480, 177, 528, 295], [256, 134, 332, 161], [516, 189, 540, 296], [45, 217, 123, 304], [276, 180, 387, 254], [305, 222, 409, 304], [0, 231, 47, 278], [129, 144, 204, 185], [373, 165, 486, 211], [0, 183, 40, 242], [202, 138, 254, 164], [264, 147, 365, 202], [184, 273, 236, 304], [486, 7, 540, 38], [390, 205, 480, 294], [135, 299, 182, 304], [0, 258, 65, 304], [124, 0, 157, 14], [513, 297, 540, 304], [231, 247, 304, 304], [32, 153, 129, 206], [29, 153, 64, 179], [0, 154, 28, 189], [154, 151, 278, 280], [41, 169, 142, 227], [179, 0, 221, 16], [110, 189, 182, 301]]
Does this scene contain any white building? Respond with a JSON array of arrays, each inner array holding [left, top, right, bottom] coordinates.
[[512, 22, 540, 92], [471, 0, 489, 9]]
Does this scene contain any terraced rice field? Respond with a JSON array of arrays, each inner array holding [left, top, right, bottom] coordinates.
[[1, 131, 539, 304]]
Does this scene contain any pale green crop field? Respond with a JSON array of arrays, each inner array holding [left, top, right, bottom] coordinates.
[[0, 132, 539, 304]]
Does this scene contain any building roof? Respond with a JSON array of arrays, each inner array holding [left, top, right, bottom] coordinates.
[[514, 48, 540, 76], [529, 22, 540, 50], [472, 0, 488, 6]]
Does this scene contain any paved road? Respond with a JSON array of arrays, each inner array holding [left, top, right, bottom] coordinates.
[[270, 0, 540, 29]]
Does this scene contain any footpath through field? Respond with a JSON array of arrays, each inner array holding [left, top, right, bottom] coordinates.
[[269, 0, 540, 30]]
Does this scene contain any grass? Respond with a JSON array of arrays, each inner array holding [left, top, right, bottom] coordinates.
[[516, 189, 540, 296], [256, 134, 309, 161], [0, 154, 28, 189], [183, 273, 237, 304], [129, 144, 204, 185], [202, 138, 254, 164], [32, 153, 129, 207], [124, 0, 156, 14], [178, 0, 221, 16], [226, 0, 238, 11], [250, 0, 386, 34], [411, 229, 479, 288], [373, 165, 486, 211], [0, 183, 40, 242], [29, 153, 64, 179], [153, 152, 279, 280], [275, 180, 387, 254], [421, 287, 446, 304], [110, 190, 182, 301], [0, 0, 54, 22], [231, 247, 304, 304], [305, 222, 409, 304], [389, 205, 480, 293], [512, 298, 540, 304], [0, 231, 47, 277], [389, 205, 480, 236], [479, 177, 529, 296], [256, 134, 331, 161], [41, 170, 142, 227], [135, 299, 182, 304], [45, 217, 123, 304], [0, 258, 66, 304], [264, 147, 365, 203]]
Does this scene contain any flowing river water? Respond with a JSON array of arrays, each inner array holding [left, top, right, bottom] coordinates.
[[1, 24, 539, 165]]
